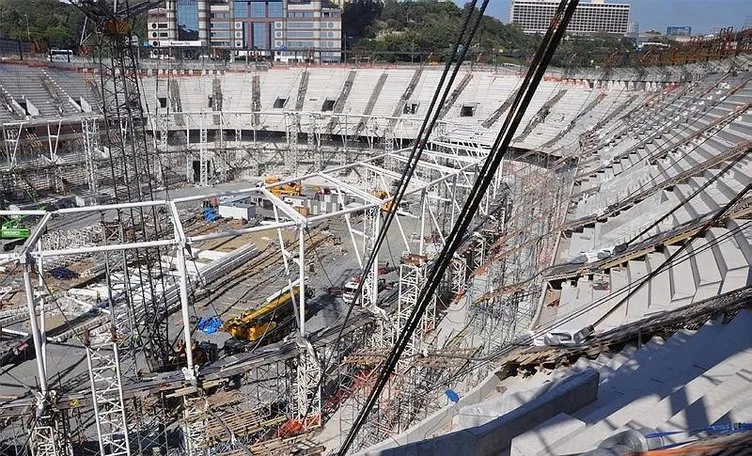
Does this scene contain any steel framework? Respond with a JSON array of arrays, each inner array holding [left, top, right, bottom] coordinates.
[[1, 139, 507, 454]]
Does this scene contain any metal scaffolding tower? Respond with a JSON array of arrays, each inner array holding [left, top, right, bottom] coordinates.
[[199, 118, 209, 186], [84, 330, 131, 456], [82, 116, 100, 193], [285, 112, 301, 175]]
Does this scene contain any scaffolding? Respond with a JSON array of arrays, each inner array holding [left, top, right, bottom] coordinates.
[[0, 133, 565, 455], [84, 331, 131, 456]]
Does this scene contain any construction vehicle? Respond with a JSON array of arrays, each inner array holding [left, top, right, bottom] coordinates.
[[222, 281, 313, 353], [341, 281, 361, 305], [264, 176, 302, 197], [1, 217, 30, 240], [1, 217, 32, 251], [342, 277, 387, 305], [371, 190, 395, 212]]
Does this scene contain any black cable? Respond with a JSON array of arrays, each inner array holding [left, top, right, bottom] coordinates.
[[303, 0, 486, 423], [399, 218, 752, 410], [623, 146, 751, 247], [593, 182, 751, 327], [337, 1, 579, 452]]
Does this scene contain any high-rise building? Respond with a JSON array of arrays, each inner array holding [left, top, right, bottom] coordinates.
[[666, 26, 692, 37], [147, 0, 342, 62], [510, 0, 631, 35]]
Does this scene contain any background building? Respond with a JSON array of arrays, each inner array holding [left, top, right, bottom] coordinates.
[[666, 26, 692, 37], [147, 0, 342, 62], [510, 0, 630, 35], [627, 20, 639, 36]]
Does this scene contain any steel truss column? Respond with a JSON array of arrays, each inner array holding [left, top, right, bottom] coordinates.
[[94, 22, 156, 202], [285, 112, 300, 175], [101, 219, 136, 346], [82, 117, 100, 193], [199, 115, 209, 187], [294, 228, 321, 429], [2, 122, 22, 169], [156, 113, 169, 182], [362, 207, 380, 311], [397, 262, 436, 355], [368, 118, 379, 153], [295, 342, 322, 429], [450, 256, 468, 297], [30, 413, 72, 456], [182, 396, 208, 456], [234, 125, 247, 175], [84, 329, 131, 456], [384, 127, 394, 155], [22, 258, 71, 456], [46, 122, 64, 193]]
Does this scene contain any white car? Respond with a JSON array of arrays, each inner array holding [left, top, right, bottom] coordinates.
[[530, 326, 595, 347]]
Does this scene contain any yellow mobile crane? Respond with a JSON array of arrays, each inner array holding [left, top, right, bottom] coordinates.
[[222, 281, 313, 353]]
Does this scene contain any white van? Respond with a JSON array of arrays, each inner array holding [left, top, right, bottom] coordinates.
[[341, 281, 361, 305]]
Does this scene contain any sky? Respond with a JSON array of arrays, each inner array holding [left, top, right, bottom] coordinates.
[[473, 0, 752, 35]]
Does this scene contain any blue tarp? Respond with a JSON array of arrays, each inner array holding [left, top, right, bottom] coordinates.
[[204, 207, 218, 222], [445, 389, 460, 403], [197, 316, 223, 334]]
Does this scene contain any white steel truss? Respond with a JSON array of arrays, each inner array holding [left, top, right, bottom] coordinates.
[[2, 122, 22, 169], [1, 139, 494, 454], [82, 116, 100, 193], [295, 340, 322, 428], [30, 419, 71, 456], [199, 118, 209, 187], [85, 338, 131, 456], [182, 397, 208, 456]]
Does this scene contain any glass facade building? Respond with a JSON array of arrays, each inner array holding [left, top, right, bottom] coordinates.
[[176, 0, 200, 41], [148, 0, 342, 62]]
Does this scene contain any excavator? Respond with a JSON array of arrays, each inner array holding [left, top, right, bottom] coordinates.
[[1, 216, 30, 240], [222, 280, 313, 353], [1, 216, 31, 251]]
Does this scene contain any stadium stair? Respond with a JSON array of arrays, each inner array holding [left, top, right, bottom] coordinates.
[[438, 72, 473, 119], [510, 310, 752, 455], [354, 72, 388, 136]]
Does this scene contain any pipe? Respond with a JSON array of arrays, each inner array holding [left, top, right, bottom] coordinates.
[[176, 242, 195, 382], [22, 262, 48, 394], [579, 429, 665, 455], [299, 228, 306, 337], [1, 328, 30, 337]]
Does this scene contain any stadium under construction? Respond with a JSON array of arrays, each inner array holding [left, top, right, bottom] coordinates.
[[0, 3, 751, 455]]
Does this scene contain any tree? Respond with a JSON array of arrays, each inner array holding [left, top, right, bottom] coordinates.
[[343, 0, 383, 43], [0, 0, 85, 51]]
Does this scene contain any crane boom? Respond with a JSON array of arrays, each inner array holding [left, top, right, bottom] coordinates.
[[72, 0, 173, 367], [72, 0, 165, 22]]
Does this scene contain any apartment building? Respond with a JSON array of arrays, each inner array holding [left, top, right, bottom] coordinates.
[[510, 0, 630, 35]]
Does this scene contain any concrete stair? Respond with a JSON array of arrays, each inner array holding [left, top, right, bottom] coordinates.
[[510, 310, 752, 455]]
